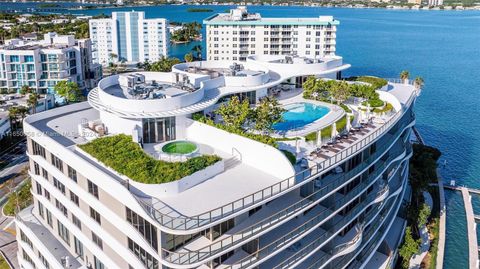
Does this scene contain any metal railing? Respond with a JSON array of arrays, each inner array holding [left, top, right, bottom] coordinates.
[[226, 149, 409, 269], [161, 140, 408, 266], [306, 193, 399, 269], [133, 86, 419, 231]]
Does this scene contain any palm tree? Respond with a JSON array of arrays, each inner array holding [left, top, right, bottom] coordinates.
[[191, 45, 202, 61], [184, 53, 194, 63], [27, 92, 39, 114], [400, 70, 410, 83], [414, 77, 424, 89]]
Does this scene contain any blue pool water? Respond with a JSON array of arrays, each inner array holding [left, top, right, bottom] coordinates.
[[2, 4, 479, 267], [273, 103, 330, 131]]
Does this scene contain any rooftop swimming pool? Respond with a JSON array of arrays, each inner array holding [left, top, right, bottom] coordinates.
[[273, 102, 330, 131]]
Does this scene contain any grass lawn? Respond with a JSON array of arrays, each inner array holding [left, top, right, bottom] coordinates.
[[162, 141, 197, 154], [0, 255, 9, 269], [305, 115, 350, 142], [79, 134, 221, 184], [3, 179, 32, 216]]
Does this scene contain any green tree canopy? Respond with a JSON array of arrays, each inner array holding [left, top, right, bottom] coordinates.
[[399, 226, 420, 269], [417, 203, 431, 229], [216, 96, 251, 130], [184, 53, 194, 63], [54, 81, 82, 103], [253, 96, 284, 134]]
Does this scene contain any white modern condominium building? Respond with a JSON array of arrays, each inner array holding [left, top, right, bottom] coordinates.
[[0, 32, 102, 94], [204, 7, 337, 61], [89, 11, 169, 66], [18, 48, 419, 268]]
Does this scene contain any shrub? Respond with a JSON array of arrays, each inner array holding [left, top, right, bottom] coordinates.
[[362, 98, 384, 107], [373, 102, 394, 113], [195, 116, 278, 148], [305, 115, 351, 142], [351, 76, 388, 89], [281, 150, 296, 165], [79, 135, 221, 184], [339, 103, 352, 113]]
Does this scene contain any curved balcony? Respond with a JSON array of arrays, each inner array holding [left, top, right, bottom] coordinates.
[[221, 150, 409, 269], [267, 154, 408, 269], [134, 89, 418, 234], [372, 181, 389, 204], [158, 140, 410, 267], [307, 170, 408, 269], [328, 224, 364, 260]]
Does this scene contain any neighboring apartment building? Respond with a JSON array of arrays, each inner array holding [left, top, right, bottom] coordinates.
[[17, 47, 420, 269], [428, 0, 444, 6], [0, 32, 102, 95], [204, 6, 338, 61], [89, 11, 170, 66]]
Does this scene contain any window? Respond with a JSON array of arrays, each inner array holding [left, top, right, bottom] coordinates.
[[128, 238, 159, 269], [22, 249, 34, 267], [44, 189, 50, 201], [74, 237, 84, 259], [20, 230, 33, 249], [57, 220, 70, 245], [51, 153, 63, 172], [92, 232, 103, 250], [90, 207, 101, 224], [67, 166, 77, 182], [36, 181, 42, 195], [53, 178, 65, 195], [38, 200, 44, 218], [88, 180, 99, 199], [70, 191, 79, 206], [33, 161, 40, 175], [72, 214, 82, 230], [38, 252, 50, 269], [126, 207, 158, 251], [94, 256, 105, 269], [42, 168, 48, 180], [55, 199, 67, 216], [46, 208, 53, 227]]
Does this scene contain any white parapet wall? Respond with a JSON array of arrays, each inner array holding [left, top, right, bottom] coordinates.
[[184, 119, 296, 180]]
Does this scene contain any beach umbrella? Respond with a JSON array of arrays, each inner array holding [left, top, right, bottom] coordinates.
[[331, 122, 338, 141], [296, 139, 301, 155], [316, 128, 323, 147], [346, 114, 351, 132], [366, 103, 371, 121]]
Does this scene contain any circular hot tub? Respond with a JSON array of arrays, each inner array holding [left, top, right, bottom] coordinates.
[[161, 141, 198, 155]]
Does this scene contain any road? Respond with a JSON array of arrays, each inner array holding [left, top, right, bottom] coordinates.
[[0, 138, 28, 269]]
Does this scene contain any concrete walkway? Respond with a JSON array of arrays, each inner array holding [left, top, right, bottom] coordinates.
[[461, 187, 478, 269], [436, 171, 446, 269], [409, 191, 433, 269]]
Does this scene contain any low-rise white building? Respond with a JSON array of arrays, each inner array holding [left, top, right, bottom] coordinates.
[[204, 6, 338, 61], [0, 32, 102, 95], [89, 11, 170, 66]]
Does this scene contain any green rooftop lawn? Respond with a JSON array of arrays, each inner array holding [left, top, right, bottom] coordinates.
[[79, 134, 221, 184]]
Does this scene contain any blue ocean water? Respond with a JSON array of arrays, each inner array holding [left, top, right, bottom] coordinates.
[[273, 102, 330, 131], [3, 3, 480, 267]]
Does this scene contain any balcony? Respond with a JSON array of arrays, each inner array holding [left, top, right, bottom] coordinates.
[[159, 139, 409, 267], [134, 87, 418, 234]]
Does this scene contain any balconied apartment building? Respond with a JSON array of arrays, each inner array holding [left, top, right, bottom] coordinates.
[[17, 50, 419, 269], [0, 32, 102, 95], [204, 7, 337, 61], [89, 11, 170, 66]]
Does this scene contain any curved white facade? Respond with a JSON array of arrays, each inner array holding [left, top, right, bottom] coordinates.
[[16, 50, 419, 269]]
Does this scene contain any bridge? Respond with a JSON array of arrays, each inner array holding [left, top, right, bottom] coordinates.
[[443, 185, 479, 269]]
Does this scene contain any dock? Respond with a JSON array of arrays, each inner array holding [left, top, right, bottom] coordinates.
[[444, 185, 479, 269]]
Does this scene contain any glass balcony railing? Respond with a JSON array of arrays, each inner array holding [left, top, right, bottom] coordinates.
[[161, 140, 409, 267], [133, 86, 419, 232]]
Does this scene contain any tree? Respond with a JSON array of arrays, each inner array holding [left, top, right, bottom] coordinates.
[[108, 53, 118, 64], [54, 81, 82, 103], [253, 96, 285, 134], [329, 81, 351, 104], [184, 53, 194, 63], [192, 45, 202, 60], [216, 96, 250, 130], [400, 70, 410, 83], [27, 92, 39, 114], [147, 57, 181, 72], [20, 85, 32, 95], [414, 76, 424, 89], [399, 226, 420, 269], [8, 106, 29, 130], [417, 203, 431, 229]]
